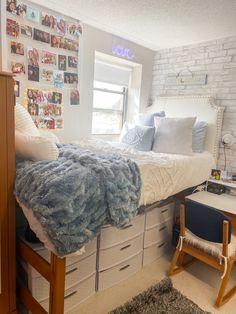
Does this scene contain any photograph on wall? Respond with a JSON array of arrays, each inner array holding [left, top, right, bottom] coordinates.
[[14, 80, 20, 97], [11, 41, 24, 55], [58, 55, 67, 71], [20, 24, 32, 37], [64, 72, 78, 84], [41, 69, 53, 82], [27, 47, 39, 66], [56, 16, 66, 35], [51, 35, 61, 48], [70, 89, 80, 105], [11, 62, 25, 74], [16, 2, 27, 18], [52, 92, 62, 104], [27, 6, 40, 23], [28, 65, 39, 81], [7, 18, 20, 37], [41, 12, 57, 29], [54, 105, 62, 116], [53, 71, 64, 88], [68, 56, 77, 68], [61, 38, 78, 51], [7, 0, 17, 14], [67, 22, 82, 37], [33, 28, 50, 44], [28, 103, 39, 116], [55, 118, 63, 129], [41, 50, 57, 65], [43, 91, 53, 103]]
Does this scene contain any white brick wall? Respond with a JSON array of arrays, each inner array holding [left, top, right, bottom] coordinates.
[[151, 36, 236, 172]]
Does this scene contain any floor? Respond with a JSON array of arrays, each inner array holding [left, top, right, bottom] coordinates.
[[69, 251, 236, 314]]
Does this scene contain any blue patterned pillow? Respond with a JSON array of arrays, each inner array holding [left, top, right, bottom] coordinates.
[[192, 121, 208, 152], [119, 123, 155, 151], [138, 111, 165, 127]]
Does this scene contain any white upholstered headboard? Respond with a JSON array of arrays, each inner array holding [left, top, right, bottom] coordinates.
[[146, 96, 225, 161]]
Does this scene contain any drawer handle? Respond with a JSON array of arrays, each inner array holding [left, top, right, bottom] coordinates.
[[120, 244, 131, 251], [64, 290, 77, 300], [119, 264, 130, 271], [159, 226, 166, 232], [158, 242, 165, 248], [122, 224, 133, 230], [65, 267, 78, 276], [161, 208, 168, 214]]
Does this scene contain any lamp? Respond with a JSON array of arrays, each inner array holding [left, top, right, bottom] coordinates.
[[222, 134, 235, 171], [222, 134, 234, 147]]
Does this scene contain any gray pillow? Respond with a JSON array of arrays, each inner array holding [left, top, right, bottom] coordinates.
[[138, 111, 165, 127], [152, 117, 197, 155], [119, 123, 155, 151], [192, 121, 208, 152]]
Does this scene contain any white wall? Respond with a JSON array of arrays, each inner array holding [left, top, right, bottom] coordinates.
[[151, 36, 236, 172], [69, 24, 154, 142], [1, 0, 154, 143]]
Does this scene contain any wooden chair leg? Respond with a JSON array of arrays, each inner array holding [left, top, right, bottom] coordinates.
[[178, 251, 185, 266], [167, 248, 181, 276], [216, 260, 235, 307]]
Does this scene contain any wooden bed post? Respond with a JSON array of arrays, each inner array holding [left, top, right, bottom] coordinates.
[[49, 253, 66, 314]]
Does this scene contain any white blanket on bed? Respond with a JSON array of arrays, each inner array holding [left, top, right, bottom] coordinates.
[[75, 139, 215, 206]]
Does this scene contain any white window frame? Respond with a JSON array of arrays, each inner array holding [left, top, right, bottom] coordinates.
[[92, 83, 128, 135]]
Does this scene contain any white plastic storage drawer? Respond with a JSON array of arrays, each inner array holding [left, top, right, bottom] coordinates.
[[99, 233, 143, 271], [21, 252, 96, 302], [98, 251, 142, 291], [144, 218, 173, 248], [22, 238, 97, 279], [145, 202, 174, 230], [100, 215, 145, 249], [143, 240, 171, 266], [40, 273, 96, 313]]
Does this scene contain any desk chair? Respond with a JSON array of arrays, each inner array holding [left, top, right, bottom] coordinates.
[[168, 201, 236, 307]]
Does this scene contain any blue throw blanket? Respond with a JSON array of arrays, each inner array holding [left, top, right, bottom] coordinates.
[[15, 144, 141, 256]]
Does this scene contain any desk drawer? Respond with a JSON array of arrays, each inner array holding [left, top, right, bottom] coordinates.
[[98, 252, 142, 291], [99, 234, 143, 271], [145, 203, 174, 230], [144, 218, 172, 248], [100, 215, 145, 249], [143, 240, 171, 266], [40, 274, 96, 313]]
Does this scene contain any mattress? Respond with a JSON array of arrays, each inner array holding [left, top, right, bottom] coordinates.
[[18, 139, 215, 255]]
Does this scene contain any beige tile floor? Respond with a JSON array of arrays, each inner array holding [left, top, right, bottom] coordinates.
[[69, 252, 236, 314]]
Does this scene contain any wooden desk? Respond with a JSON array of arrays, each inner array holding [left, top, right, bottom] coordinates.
[[186, 191, 236, 227]]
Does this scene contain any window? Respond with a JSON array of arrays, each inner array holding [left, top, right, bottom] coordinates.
[[92, 81, 127, 135]]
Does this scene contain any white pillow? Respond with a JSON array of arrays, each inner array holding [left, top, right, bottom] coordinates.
[[15, 130, 59, 161], [39, 130, 60, 144], [152, 117, 197, 155], [15, 103, 40, 136]]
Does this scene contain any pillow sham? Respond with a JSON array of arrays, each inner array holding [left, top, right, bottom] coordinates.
[[192, 121, 207, 153], [15, 130, 59, 161], [15, 103, 40, 136], [138, 111, 165, 127], [119, 123, 155, 151], [152, 116, 196, 155]]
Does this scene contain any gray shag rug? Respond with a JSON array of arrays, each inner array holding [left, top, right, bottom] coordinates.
[[109, 278, 211, 314]]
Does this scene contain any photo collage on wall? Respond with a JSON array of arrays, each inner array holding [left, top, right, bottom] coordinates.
[[6, 0, 82, 129], [27, 88, 63, 129]]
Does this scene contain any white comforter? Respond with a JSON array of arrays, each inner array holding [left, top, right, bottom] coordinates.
[[76, 139, 215, 206], [19, 139, 215, 255]]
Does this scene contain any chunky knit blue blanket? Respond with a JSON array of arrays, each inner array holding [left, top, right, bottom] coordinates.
[[15, 144, 141, 256]]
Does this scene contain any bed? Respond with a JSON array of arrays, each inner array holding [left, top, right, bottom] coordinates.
[[16, 95, 224, 314]]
